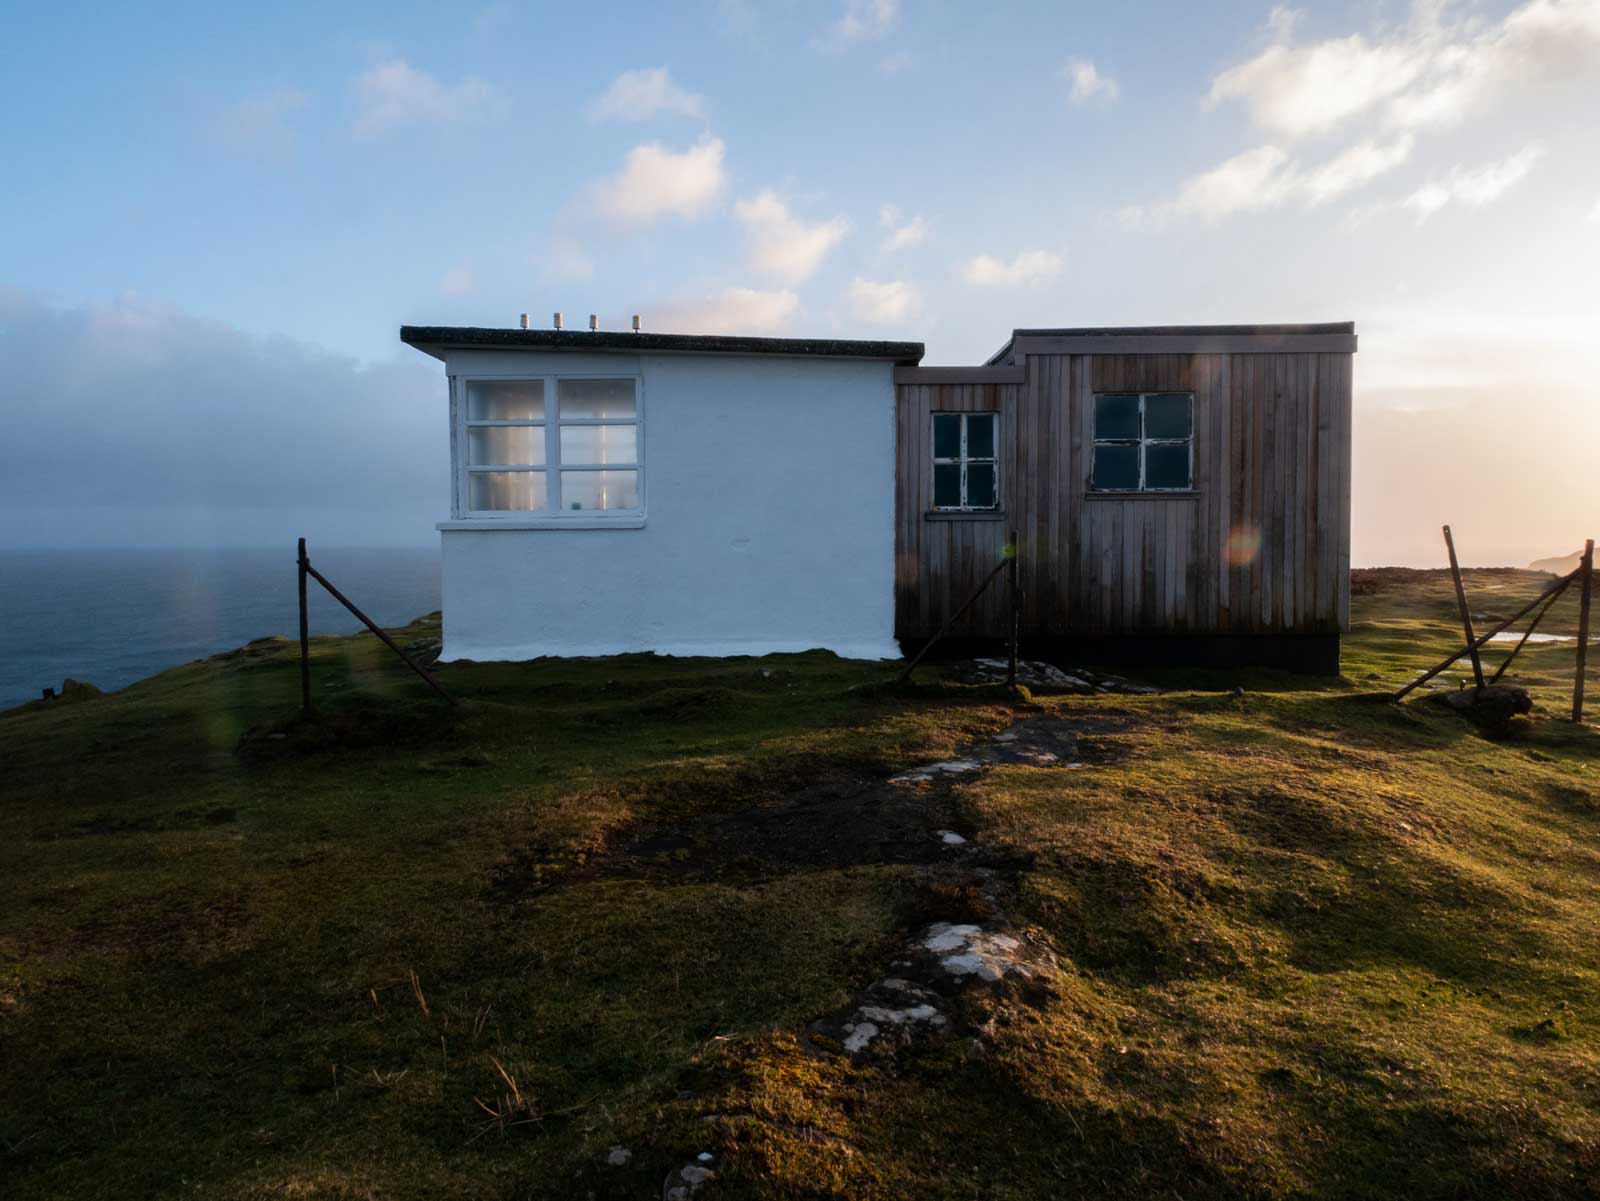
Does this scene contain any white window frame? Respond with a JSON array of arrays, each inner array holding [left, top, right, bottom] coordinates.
[[1090, 391, 1194, 493], [445, 370, 646, 529], [931, 411, 1000, 512]]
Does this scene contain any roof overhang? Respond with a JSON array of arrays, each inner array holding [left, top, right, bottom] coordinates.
[[400, 325, 925, 365], [984, 322, 1357, 364]]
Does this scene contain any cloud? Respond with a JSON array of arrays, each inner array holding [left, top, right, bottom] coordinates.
[[828, 0, 898, 44], [0, 290, 441, 548], [647, 287, 800, 335], [350, 58, 499, 134], [1121, 134, 1414, 224], [588, 137, 728, 225], [960, 250, 1064, 287], [439, 267, 472, 295], [734, 191, 849, 282], [588, 67, 706, 121], [215, 86, 310, 148], [847, 278, 920, 324], [1402, 145, 1545, 220], [1063, 58, 1119, 104], [878, 204, 929, 253], [1210, 0, 1600, 140]]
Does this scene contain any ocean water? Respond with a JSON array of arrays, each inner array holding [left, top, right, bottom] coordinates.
[[0, 547, 440, 711]]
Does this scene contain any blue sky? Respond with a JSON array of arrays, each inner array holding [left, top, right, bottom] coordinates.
[[3, 0, 1598, 561]]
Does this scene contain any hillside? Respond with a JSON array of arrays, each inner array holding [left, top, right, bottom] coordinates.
[[2, 568, 1599, 1199]]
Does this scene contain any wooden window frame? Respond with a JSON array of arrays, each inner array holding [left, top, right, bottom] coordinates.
[[1090, 391, 1194, 494], [450, 372, 645, 527], [930, 411, 1000, 512]]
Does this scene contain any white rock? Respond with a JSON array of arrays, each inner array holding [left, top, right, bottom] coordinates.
[[697, 1152, 714, 1163], [607, 1146, 632, 1166], [843, 1022, 880, 1053], [937, 830, 968, 846]]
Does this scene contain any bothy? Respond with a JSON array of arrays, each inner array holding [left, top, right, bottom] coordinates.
[[401, 321, 1355, 672]]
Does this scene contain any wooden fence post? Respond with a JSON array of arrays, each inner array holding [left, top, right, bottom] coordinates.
[[297, 537, 311, 715], [1007, 530, 1019, 689], [1574, 539, 1594, 723], [1443, 525, 1484, 689]]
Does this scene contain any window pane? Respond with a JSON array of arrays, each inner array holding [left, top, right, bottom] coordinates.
[[933, 463, 961, 508], [469, 471, 546, 511], [467, 379, 544, 421], [1144, 392, 1193, 440], [966, 463, 996, 508], [933, 414, 961, 460], [560, 469, 639, 511], [468, 425, 544, 466], [966, 414, 996, 459], [1094, 393, 1140, 441], [559, 424, 637, 465], [1145, 443, 1191, 489], [559, 378, 637, 420], [1092, 444, 1139, 490]]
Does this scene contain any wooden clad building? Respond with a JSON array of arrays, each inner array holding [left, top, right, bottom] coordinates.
[[893, 323, 1356, 672]]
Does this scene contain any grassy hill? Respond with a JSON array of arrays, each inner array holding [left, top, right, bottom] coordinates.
[[3, 568, 1599, 1199]]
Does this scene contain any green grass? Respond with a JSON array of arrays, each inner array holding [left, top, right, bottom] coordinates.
[[3, 569, 1599, 1199]]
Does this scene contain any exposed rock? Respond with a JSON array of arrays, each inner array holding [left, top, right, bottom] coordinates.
[[946, 658, 1159, 695], [936, 830, 968, 846], [663, 1162, 717, 1200], [891, 714, 1089, 786], [1439, 683, 1534, 726], [606, 1145, 632, 1166]]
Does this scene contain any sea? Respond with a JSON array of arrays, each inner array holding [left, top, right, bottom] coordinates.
[[0, 547, 440, 711]]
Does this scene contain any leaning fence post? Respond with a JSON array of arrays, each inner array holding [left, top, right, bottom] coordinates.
[[1443, 525, 1484, 689], [297, 537, 312, 715], [1007, 530, 1019, 689], [1574, 539, 1594, 723]]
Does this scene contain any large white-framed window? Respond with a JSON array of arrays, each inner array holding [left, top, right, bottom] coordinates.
[[455, 373, 643, 522], [1091, 391, 1193, 492], [931, 412, 999, 511]]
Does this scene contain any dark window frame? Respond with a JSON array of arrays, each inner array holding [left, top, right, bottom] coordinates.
[[931, 411, 1000, 511], [1090, 391, 1194, 493]]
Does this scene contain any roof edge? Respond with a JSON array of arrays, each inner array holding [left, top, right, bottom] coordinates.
[[400, 325, 924, 364]]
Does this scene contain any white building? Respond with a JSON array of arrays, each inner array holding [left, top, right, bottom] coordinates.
[[401, 325, 924, 663]]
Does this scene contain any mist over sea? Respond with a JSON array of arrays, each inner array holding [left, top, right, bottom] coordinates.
[[0, 547, 440, 711]]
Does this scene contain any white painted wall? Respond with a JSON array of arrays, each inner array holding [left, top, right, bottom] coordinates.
[[434, 348, 900, 661]]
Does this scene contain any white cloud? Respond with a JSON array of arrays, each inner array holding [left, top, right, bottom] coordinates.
[[1122, 134, 1414, 224], [878, 204, 930, 253], [588, 137, 728, 226], [828, 0, 898, 44], [649, 287, 800, 335], [961, 250, 1063, 287], [350, 58, 499, 134], [1402, 145, 1545, 220], [847, 278, 920, 323], [588, 67, 706, 121], [216, 86, 310, 147], [1211, 0, 1600, 140], [1063, 58, 1119, 104], [734, 191, 849, 282]]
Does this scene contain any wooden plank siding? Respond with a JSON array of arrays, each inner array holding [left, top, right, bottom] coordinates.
[[893, 349, 1352, 641]]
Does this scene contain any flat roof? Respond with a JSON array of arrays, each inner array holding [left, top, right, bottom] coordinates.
[[986, 322, 1357, 363], [400, 325, 924, 364]]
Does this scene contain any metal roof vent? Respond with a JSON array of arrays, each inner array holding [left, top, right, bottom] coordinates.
[[632, 314, 641, 333], [519, 313, 529, 330], [589, 314, 599, 332], [552, 311, 563, 331]]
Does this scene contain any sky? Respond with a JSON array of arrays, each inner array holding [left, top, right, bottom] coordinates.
[[1, 0, 1597, 564]]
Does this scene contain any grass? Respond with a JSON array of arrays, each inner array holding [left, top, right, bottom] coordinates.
[[3, 568, 1599, 1198]]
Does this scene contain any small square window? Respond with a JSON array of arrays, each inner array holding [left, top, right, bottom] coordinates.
[[1091, 391, 1194, 493]]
